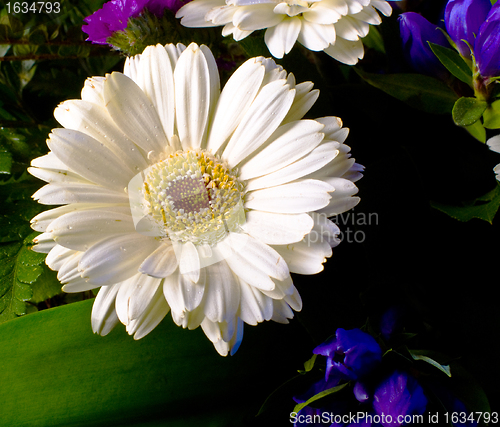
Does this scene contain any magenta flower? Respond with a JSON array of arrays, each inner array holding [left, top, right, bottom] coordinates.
[[82, 0, 185, 45]]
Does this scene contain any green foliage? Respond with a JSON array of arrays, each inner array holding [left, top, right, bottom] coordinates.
[[428, 42, 472, 85], [0, 298, 301, 426], [483, 99, 500, 129], [452, 96, 488, 126], [431, 183, 500, 223], [355, 69, 458, 114], [107, 8, 222, 56]]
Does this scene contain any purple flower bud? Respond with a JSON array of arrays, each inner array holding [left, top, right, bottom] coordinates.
[[445, 0, 491, 59], [475, 0, 500, 78], [373, 370, 427, 427], [398, 12, 451, 79], [313, 328, 382, 381]]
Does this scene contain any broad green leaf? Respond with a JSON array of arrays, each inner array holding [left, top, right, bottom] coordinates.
[[483, 99, 500, 129], [409, 349, 452, 377], [0, 298, 301, 427], [293, 383, 348, 414], [431, 183, 500, 223], [465, 119, 487, 142], [355, 69, 458, 114], [428, 42, 472, 85], [452, 96, 488, 126]]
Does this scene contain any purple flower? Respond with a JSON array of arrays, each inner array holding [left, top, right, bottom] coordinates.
[[474, 0, 500, 78], [372, 370, 427, 427], [398, 12, 451, 79], [313, 328, 382, 382], [82, 0, 185, 45], [445, 0, 491, 59]]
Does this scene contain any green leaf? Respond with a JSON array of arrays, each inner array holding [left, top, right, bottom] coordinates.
[[363, 26, 385, 54], [431, 183, 500, 223], [428, 42, 472, 85], [408, 349, 452, 377], [299, 353, 318, 374], [0, 237, 40, 323], [293, 383, 348, 414], [0, 146, 12, 174], [452, 96, 488, 126], [465, 119, 487, 142], [0, 298, 303, 426], [355, 69, 458, 114], [483, 99, 500, 129]]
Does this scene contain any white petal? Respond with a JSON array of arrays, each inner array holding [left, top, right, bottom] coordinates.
[[298, 21, 336, 51], [31, 232, 56, 253], [32, 183, 129, 205], [273, 239, 332, 274], [54, 100, 149, 173], [92, 283, 120, 336], [245, 179, 334, 213], [139, 242, 178, 278], [335, 15, 369, 40], [81, 77, 105, 106], [103, 72, 167, 154], [47, 129, 134, 190], [238, 279, 273, 325], [242, 211, 314, 245], [203, 260, 240, 322], [79, 233, 160, 286], [323, 37, 364, 65], [134, 45, 176, 142], [30, 203, 123, 232], [179, 267, 205, 311], [48, 206, 135, 251], [178, 241, 201, 282], [206, 58, 265, 154], [303, 3, 342, 24], [46, 244, 77, 271], [128, 285, 170, 339], [282, 82, 320, 124], [224, 232, 289, 280], [264, 17, 302, 58], [174, 43, 212, 150], [245, 142, 339, 191], [239, 119, 324, 180], [176, 0, 225, 26], [116, 273, 163, 324], [222, 79, 295, 166], [232, 4, 283, 31]]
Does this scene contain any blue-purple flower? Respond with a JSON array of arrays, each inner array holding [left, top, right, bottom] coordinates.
[[444, 0, 491, 59], [313, 328, 382, 381], [372, 370, 427, 427], [398, 12, 451, 79], [82, 0, 185, 45], [474, 0, 500, 79]]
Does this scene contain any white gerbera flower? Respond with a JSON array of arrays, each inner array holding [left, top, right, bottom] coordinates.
[[487, 135, 500, 181], [29, 43, 362, 356], [176, 0, 396, 64]]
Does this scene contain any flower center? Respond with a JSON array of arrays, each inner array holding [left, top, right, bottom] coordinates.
[[138, 150, 245, 245]]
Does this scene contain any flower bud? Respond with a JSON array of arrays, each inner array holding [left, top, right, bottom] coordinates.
[[399, 12, 451, 79], [445, 0, 491, 59], [475, 1, 500, 78]]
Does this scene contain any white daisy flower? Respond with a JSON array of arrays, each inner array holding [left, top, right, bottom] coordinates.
[[176, 0, 396, 65], [487, 135, 500, 181], [29, 43, 362, 356]]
